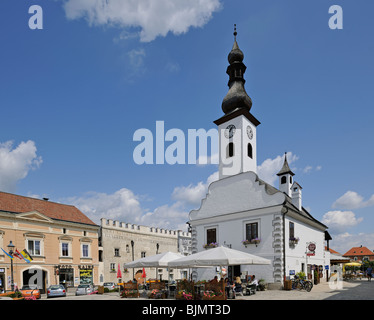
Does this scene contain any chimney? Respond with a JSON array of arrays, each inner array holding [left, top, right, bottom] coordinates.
[[291, 182, 302, 211]]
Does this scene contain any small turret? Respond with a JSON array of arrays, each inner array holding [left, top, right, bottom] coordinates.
[[276, 153, 295, 197]]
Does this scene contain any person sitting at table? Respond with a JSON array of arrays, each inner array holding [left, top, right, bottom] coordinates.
[[249, 275, 258, 286], [224, 278, 235, 299], [234, 277, 243, 296]]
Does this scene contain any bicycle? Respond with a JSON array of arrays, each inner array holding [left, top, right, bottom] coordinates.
[[291, 275, 313, 292]]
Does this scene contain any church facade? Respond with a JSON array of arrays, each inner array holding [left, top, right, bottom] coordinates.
[[188, 29, 331, 288]]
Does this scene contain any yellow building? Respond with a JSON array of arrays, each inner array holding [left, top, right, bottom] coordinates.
[[0, 191, 99, 293]]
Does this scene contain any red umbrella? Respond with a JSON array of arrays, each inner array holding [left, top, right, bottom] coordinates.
[[142, 268, 146, 285], [117, 263, 122, 278]]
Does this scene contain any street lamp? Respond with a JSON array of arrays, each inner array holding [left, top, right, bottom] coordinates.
[[131, 240, 134, 279], [7, 241, 15, 291]]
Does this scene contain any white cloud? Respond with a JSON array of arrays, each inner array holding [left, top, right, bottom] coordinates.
[[165, 62, 180, 73], [322, 210, 363, 234], [330, 232, 374, 255], [63, 0, 222, 42], [65, 188, 190, 231], [128, 48, 146, 69], [332, 191, 374, 210], [257, 152, 298, 186], [0, 140, 42, 192], [172, 171, 218, 207], [303, 166, 313, 174], [65, 188, 143, 223], [141, 202, 189, 231]]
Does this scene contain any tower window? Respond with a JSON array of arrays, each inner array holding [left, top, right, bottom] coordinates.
[[227, 142, 234, 158], [281, 176, 287, 184], [290, 176, 293, 184], [247, 143, 253, 159]]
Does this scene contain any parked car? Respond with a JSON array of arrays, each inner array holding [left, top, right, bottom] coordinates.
[[103, 282, 116, 290], [75, 284, 95, 296], [47, 285, 66, 298], [20, 285, 41, 299]]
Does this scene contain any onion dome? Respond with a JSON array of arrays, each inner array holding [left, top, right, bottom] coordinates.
[[221, 25, 252, 114]]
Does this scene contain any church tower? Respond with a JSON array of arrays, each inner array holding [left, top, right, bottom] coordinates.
[[214, 26, 260, 179]]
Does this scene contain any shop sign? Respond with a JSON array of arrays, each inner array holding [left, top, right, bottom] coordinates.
[[80, 269, 92, 278], [307, 242, 316, 256], [0, 268, 5, 273]]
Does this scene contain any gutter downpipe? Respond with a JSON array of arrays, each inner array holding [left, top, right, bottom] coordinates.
[[281, 206, 288, 285]]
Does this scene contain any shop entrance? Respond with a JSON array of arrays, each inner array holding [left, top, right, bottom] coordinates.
[[228, 265, 241, 281], [0, 269, 5, 293], [58, 267, 74, 288], [22, 268, 47, 293]]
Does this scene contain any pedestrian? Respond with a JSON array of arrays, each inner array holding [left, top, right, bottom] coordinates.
[[366, 266, 372, 282]]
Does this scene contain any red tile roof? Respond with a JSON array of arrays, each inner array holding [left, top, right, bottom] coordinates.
[[343, 246, 374, 257], [325, 247, 340, 255], [0, 191, 97, 226]]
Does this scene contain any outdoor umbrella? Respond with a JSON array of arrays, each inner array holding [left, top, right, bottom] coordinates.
[[168, 246, 271, 268], [142, 268, 146, 285], [344, 262, 362, 267], [343, 262, 362, 272], [117, 263, 122, 279]]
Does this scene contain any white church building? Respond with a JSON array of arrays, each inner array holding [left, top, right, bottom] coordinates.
[[188, 29, 331, 289]]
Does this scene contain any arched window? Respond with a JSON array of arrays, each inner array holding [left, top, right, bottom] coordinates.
[[227, 142, 234, 158], [247, 143, 253, 159], [281, 176, 287, 184]]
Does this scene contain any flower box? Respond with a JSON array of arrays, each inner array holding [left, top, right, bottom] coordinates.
[[121, 289, 139, 298], [201, 290, 226, 300], [289, 237, 299, 245], [176, 291, 193, 300], [242, 238, 260, 247], [203, 242, 218, 249], [148, 289, 167, 299]]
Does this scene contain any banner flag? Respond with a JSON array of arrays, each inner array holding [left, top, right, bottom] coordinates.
[[14, 249, 24, 260], [1, 248, 13, 260], [20, 249, 33, 263]]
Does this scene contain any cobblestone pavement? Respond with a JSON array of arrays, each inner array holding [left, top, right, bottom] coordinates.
[[236, 279, 374, 300], [35, 279, 373, 300]]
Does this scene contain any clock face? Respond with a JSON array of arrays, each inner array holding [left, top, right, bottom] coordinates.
[[247, 125, 253, 140], [224, 124, 236, 139]]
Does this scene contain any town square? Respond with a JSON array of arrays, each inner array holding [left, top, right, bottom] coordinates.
[[0, 1, 373, 316]]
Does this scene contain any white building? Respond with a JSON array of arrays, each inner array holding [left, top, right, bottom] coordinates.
[[188, 30, 331, 289]]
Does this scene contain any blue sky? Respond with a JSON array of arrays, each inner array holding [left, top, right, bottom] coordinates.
[[0, 0, 373, 254]]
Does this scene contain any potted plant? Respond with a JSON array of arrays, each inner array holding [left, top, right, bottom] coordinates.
[[250, 238, 261, 246], [296, 271, 306, 279], [289, 237, 299, 245], [242, 240, 251, 247], [176, 290, 193, 300], [258, 279, 266, 291], [203, 242, 218, 249], [314, 270, 319, 285]]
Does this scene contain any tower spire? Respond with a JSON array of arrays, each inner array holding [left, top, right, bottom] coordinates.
[[221, 24, 252, 114], [277, 152, 295, 177]]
